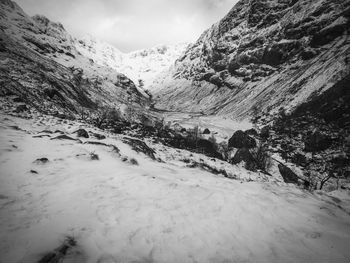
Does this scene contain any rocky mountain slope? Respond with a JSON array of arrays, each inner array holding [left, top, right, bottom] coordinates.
[[153, 0, 350, 120], [0, 0, 148, 116], [75, 36, 188, 90]]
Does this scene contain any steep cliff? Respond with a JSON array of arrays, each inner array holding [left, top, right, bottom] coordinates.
[[153, 0, 350, 120], [0, 0, 148, 115]]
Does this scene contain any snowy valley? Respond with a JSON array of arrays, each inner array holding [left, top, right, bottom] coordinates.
[[1, 0, 350, 262]]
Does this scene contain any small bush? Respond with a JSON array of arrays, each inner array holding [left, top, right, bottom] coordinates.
[[251, 143, 272, 172], [130, 158, 138, 165], [90, 152, 99, 160], [93, 106, 123, 129]]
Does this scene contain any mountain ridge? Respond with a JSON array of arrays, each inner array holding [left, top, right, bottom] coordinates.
[[75, 35, 188, 90], [152, 0, 350, 121], [0, 0, 149, 115]]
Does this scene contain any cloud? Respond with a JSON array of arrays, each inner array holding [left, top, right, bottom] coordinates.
[[15, 0, 237, 52]]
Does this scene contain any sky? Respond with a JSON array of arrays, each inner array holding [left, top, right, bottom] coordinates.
[[15, 0, 238, 52]]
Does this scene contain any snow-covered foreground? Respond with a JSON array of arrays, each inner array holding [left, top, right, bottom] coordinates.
[[1, 114, 350, 263]]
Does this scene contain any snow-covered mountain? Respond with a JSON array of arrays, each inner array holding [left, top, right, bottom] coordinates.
[[75, 36, 188, 90], [0, 0, 148, 115], [1, 0, 350, 261], [152, 0, 350, 120]]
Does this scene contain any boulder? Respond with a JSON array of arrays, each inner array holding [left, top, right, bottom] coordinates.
[[74, 128, 89, 138], [209, 74, 224, 87], [228, 130, 256, 149], [92, 132, 106, 140], [278, 163, 299, 184], [202, 128, 210, 134], [34, 157, 49, 164]]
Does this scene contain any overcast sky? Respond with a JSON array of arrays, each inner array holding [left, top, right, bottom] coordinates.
[[15, 0, 238, 52]]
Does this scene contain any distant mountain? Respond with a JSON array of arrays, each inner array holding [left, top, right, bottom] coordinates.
[[0, 0, 148, 115], [152, 0, 350, 120], [75, 36, 188, 90]]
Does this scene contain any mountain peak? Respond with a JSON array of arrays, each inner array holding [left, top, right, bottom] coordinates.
[[32, 14, 65, 32], [0, 0, 18, 9]]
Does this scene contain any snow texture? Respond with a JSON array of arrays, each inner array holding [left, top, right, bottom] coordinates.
[[1, 113, 350, 263]]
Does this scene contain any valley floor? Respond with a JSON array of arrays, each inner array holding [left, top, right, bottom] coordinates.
[[1, 113, 350, 263], [152, 109, 252, 142]]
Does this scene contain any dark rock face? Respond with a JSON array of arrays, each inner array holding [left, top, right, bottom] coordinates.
[[202, 128, 211, 134], [278, 163, 299, 184], [228, 130, 256, 149], [304, 130, 332, 152], [74, 129, 89, 138]]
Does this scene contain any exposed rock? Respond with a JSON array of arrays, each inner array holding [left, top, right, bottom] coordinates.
[[40, 130, 53, 134], [202, 128, 210, 134], [51, 135, 81, 142], [84, 141, 120, 154], [73, 128, 89, 138], [228, 130, 256, 149], [91, 132, 106, 140], [187, 161, 230, 177], [33, 134, 51, 138], [278, 163, 299, 184], [37, 236, 76, 263], [122, 138, 156, 160], [129, 158, 139, 165], [34, 157, 49, 164]]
